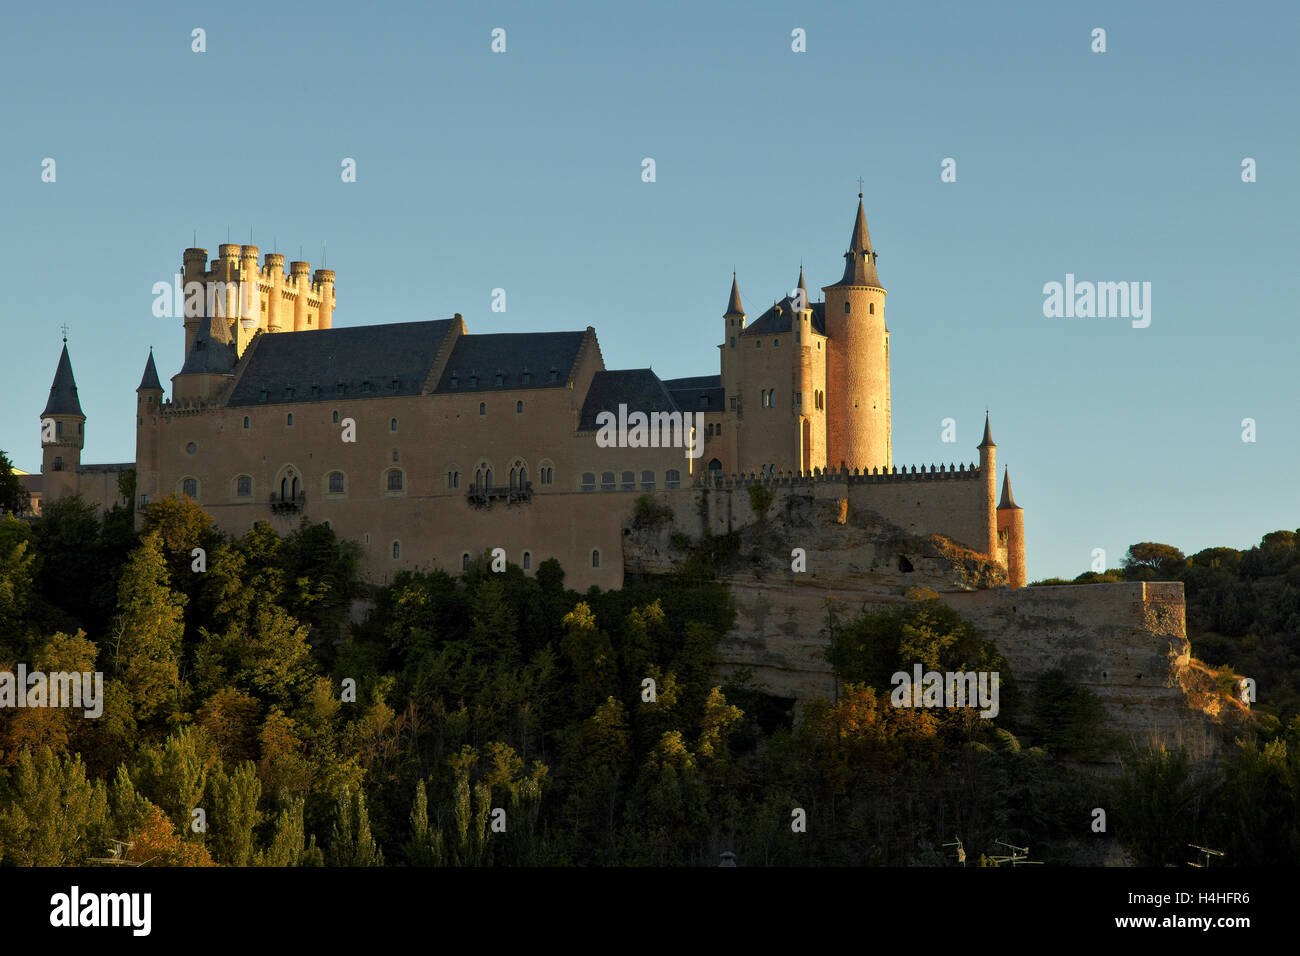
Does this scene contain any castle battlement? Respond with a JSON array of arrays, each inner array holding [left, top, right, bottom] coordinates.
[[693, 462, 983, 489]]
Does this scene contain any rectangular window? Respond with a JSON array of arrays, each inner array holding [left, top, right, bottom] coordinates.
[[640, 470, 655, 491]]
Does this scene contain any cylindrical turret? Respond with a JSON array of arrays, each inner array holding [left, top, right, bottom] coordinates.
[[978, 415, 998, 561], [182, 248, 208, 355], [997, 467, 1026, 588], [822, 197, 890, 474], [314, 268, 335, 329], [290, 261, 310, 331], [264, 253, 285, 332]]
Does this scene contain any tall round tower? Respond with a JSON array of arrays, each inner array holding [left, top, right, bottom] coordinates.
[[40, 339, 85, 504], [997, 466, 1026, 588], [822, 194, 890, 473]]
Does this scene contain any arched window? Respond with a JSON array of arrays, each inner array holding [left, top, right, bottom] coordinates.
[[479, 402, 486, 416], [581, 472, 596, 492], [387, 469, 404, 492], [390, 418, 398, 432], [510, 467, 518, 489], [475, 468, 483, 489], [869, 302, 875, 315], [516, 400, 524, 414], [640, 470, 655, 491], [331, 410, 339, 423], [392, 541, 401, 559], [621, 470, 635, 491], [236, 475, 252, 497], [708, 458, 722, 475], [844, 301, 851, 314], [591, 549, 600, 568], [485, 467, 493, 487], [600, 471, 615, 491], [666, 469, 681, 489], [286, 413, 294, 426], [328, 471, 345, 495], [522, 551, 532, 570], [461, 553, 470, 570], [182, 478, 197, 499], [291, 476, 299, 498], [243, 416, 250, 429]]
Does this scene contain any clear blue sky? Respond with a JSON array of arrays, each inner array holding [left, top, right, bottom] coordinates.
[[3, 0, 1297, 582]]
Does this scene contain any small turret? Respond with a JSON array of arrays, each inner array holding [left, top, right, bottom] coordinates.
[[977, 413, 998, 561], [135, 349, 163, 521], [41, 339, 85, 503], [997, 466, 1026, 588]]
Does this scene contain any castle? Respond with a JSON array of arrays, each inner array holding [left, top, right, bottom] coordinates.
[[34, 196, 1027, 591]]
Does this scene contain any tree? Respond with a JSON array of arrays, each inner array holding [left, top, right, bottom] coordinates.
[[0, 450, 30, 517], [327, 786, 384, 866], [0, 747, 109, 865], [1122, 542, 1186, 579], [207, 761, 262, 866], [112, 531, 186, 723]]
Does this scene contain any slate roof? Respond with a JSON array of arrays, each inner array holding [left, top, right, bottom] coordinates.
[[432, 331, 587, 393], [725, 275, 744, 316], [42, 344, 84, 417], [978, 413, 996, 448], [179, 317, 237, 376], [827, 198, 883, 289], [740, 297, 826, 336], [137, 350, 163, 391], [998, 468, 1021, 510], [226, 320, 455, 407], [578, 369, 683, 431], [663, 375, 725, 413]]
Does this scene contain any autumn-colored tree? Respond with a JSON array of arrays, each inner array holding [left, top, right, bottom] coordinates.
[[124, 804, 216, 867]]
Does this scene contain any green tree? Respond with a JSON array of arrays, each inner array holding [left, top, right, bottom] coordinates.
[[327, 786, 384, 866], [0, 450, 31, 517], [0, 747, 109, 865], [208, 760, 262, 866], [111, 531, 186, 723]]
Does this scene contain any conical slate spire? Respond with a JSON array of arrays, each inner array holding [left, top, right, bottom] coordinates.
[[137, 348, 162, 391], [180, 315, 237, 375], [998, 467, 1021, 510], [830, 195, 882, 288], [725, 273, 744, 316], [42, 343, 84, 417], [797, 265, 807, 295], [978, 412, 996, 449]]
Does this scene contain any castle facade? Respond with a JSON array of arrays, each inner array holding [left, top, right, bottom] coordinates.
[[36, 197, 1026, 590]]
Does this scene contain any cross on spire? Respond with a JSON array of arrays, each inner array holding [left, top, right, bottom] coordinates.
[[60, 323, 69, 342], [857, 176, 864, 197]]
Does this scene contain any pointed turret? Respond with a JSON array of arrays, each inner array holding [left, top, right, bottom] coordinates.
[[829, 195, 882, 288], [998, 467, 1021, 510], [797, 265, 807, 297], [179, 315, 236, 375], [978, 412, 996, 449], [42, 343, 84, 417], [137, 349, 162, 392], [725, 273, 744, 317]]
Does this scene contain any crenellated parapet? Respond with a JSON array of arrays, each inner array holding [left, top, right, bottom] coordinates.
[[692, 462, 983, 490]]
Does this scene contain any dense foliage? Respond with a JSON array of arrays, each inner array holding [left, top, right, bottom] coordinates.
[[0, 481, 1294, 866]]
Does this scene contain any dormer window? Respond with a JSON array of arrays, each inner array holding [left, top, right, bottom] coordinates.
[[469, 374, 478, 388], [259, 389, 268, 402], [311, 385, 321, 397], [522, 370, 531, 385], [495, 371, 504, 386], [285, 386, 295, 399], [549, 366, 558, 383], [361, 381, 371, 394], [450, 372, 459, 388], [337, 383, 345, 395]]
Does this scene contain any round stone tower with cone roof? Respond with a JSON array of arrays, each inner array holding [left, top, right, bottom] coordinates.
[[822, 194, 890, 473]]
